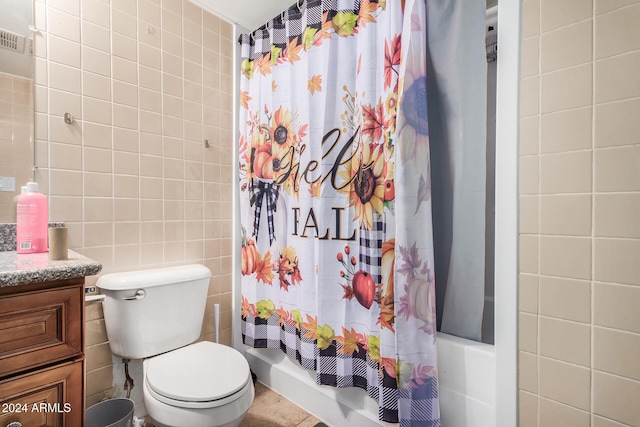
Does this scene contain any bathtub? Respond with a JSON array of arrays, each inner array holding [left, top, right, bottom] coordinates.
[[243, 332, 495, 427]]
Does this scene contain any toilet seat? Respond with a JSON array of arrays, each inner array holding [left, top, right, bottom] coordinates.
[[145, 341, 252, 410]]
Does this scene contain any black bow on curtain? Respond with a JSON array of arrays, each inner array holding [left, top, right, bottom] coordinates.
[[249, 180, 280, 245]]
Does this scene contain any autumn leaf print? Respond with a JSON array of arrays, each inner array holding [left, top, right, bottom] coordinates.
[[297, 123, 308, 142], [367, 335, 381, 362], [358, 0, 378, 28], [341, 283, 354, 300], [272, 80, 278, 92], [271, 45, 282, 65], [362, 100, 387, 143], [317, 324, 335, 350], [291, 309, 303, 330], [256, 299, 276, 319], [277, 246, 302, 291], [384, 34, 401, 90], [277, 262, 292, 291], [332, 11, 358, 37], [275, 308, 288, 326], [275, 307, 297, 327], [255, 53, 272, 76], [309, 17, 325, 43], [308, 75, 322, 95], [241, 295, 252, 318], [303, 27, 321, 50], [238, 134, 248, 162], [291, 267, 302, 286], [378, 300, 396, 332], [320, 11, 334, 40], [255, 251, 275, 285], [336, 327, 365, 356], [302, 314, 318, 340], [397, 359, 413, 389], [309, 180, 322, 198], [380, 357, 397, 378], [241, 58, 254, 79], [285, 37, 303, 64], [407, 364, 437, 389], [397, 242, 422, 281], [240, 91, 251, 110]]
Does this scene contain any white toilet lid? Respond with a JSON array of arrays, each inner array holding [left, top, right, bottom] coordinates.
[[146, 341, 251, 403]]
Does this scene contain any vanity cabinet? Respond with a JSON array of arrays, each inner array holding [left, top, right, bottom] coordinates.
[[0, 278, 86, 427]]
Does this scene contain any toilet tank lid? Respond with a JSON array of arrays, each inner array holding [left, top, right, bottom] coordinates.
[[96, 264, 211, 291]]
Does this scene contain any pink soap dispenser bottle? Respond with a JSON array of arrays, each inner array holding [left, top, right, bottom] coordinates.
[[16, 181, 49, 254]]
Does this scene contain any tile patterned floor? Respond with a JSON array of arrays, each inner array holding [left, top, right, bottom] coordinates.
[[240, 382, 327, 427]]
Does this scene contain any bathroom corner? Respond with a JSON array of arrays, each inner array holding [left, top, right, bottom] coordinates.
[[29, 0, 237, 414]]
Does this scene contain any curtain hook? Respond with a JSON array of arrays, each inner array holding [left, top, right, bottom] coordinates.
[[297, 0, 304, 11], [265, 19, 272, 32]]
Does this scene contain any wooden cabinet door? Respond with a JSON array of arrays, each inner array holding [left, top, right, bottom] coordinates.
[[0, 360, 84, 427], [0, 283, 83, 378]]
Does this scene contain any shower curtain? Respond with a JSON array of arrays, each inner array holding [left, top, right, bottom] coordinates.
[[238, 0, 439, 424], [426, 0, 488, 342]]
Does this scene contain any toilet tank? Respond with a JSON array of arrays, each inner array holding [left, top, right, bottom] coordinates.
[[97, 264, 212, 359]]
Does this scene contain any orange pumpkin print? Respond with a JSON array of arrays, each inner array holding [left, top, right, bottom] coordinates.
[[241, 227, 260, 275]]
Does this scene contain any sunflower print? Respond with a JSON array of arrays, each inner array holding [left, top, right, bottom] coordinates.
[[270, 107, 297, 151], [338, 141, 386, 230]]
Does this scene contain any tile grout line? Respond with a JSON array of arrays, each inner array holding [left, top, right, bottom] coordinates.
[[590, 0, 596, 421]]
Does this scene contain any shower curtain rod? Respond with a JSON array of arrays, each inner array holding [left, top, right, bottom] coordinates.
[[239, 0, 378, 43], [242, 0, 305, 38]]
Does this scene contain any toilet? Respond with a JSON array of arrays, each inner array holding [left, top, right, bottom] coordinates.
[[97, 264, 254, 427]]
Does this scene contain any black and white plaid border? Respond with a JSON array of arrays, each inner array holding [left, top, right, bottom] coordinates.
[[398, 378, 440, 427], [242, 313, 317, 370], [239, 0, 381, 59], [242, 312, 399, 422], [359, 217, 385, 284], [317, 340, 399, 422]]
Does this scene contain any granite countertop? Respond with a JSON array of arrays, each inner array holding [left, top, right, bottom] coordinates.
[[0, 250, 102, 288]]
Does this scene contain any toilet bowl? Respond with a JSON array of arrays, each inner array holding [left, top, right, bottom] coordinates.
[[142, 342, 254, 427], [97, 265, 254, 427]]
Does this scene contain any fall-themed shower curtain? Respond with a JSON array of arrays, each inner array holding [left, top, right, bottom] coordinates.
[[238, 0, 439, 424]]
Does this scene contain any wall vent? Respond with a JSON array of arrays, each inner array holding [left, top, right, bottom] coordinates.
[[0, 28, 26, 53]]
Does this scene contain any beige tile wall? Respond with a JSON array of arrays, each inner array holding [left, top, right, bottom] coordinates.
[[519, 0, 640, 426], [0, 74, 33, 221], [34, 0, 234, 407]]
